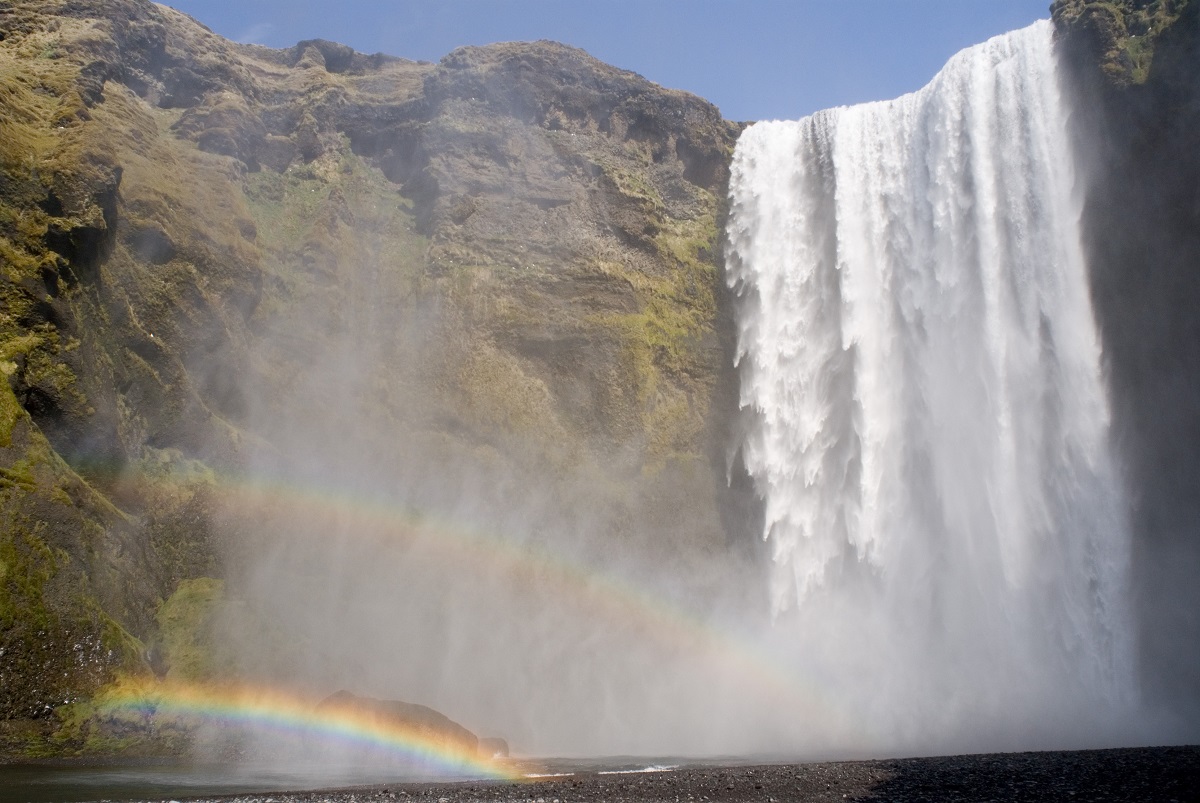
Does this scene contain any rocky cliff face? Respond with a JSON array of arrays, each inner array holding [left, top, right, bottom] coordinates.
[[0, 0, 741, 754], [1052, 0, 1200, 733], [4, 0, 1197, 759]]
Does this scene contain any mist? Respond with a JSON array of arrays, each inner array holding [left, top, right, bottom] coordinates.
[[211, 313, 778, 757], [162, 18, 1200, 771], [186, 39, 781, 760]]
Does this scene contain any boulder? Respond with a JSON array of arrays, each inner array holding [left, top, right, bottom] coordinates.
[[479, 737, 510, 758], [315, 690, 480, 759]]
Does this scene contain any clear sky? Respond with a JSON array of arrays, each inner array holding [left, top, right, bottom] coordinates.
[[160, 1, 1053, 122]]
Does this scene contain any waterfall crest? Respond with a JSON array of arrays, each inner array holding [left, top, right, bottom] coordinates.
[[726, 21, 1135, 748]]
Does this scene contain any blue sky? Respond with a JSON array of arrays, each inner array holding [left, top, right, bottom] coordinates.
[[162, 1, 1053, 121]]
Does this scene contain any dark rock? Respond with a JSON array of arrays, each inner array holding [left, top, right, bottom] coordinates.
[[1054, 0, 1200, 732], [171, 90, 268, 167], [316, 691, 480, 759], [478, 737, 509, 758]]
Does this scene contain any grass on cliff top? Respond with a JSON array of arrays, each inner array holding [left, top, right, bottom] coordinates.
[[1113, 0, 1186, 83], [1058, 0, 1189, 84]]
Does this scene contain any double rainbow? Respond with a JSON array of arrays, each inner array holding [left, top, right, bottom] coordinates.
[[85, 460, 860, 747], [177, 471, 842, 720]]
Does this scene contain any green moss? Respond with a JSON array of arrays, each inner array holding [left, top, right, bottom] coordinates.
[[24, 347, 84, 401], [43, 674, 183, 758], [0, 236, 47, 280], [567, 193, 721, 465], [44, 699, 101, 753], [1119, 0, 1187, 84], [2, 326, 78, 381], [1056, 0, 1189, 85], [153, 577, 225, 682], [243, 166, 335, 251], [0, 460, 38, 491], [458, 343, 568, 441], [0, 375, 26, 447], [99, 614, 148, 674], [244, 147, 425, 316], [0, 525, 56, 631], [601, 161, 665, 210], [43, 673, 200, 758], [0, 325, 90, 452], [0, 446, 144, 724], [593, 216, 718, 382]]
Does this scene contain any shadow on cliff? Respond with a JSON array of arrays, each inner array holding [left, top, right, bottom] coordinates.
[[1054, 0, 1200, 737]]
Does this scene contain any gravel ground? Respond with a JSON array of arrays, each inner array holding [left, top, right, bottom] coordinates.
[[145, 746, 1200, 803]]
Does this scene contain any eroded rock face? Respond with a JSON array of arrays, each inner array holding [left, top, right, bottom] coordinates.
[[1053, 0, 1200, 733], [0, 0, 747, 752]]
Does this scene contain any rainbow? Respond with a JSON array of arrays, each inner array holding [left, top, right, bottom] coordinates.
[[99, 679, 521, 780], [82, 460, 861, 741]]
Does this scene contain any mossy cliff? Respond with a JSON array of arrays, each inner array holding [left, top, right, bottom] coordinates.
[[7, 0, 1194, 760], [0, 0, 741, 756], [1052, 0, 1190, 83], [1052, 0, 1200, 728]]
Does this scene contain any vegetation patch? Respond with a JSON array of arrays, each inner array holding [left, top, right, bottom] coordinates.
[[585, 204, 719, 464], [152, 577, 226, 682], [1053, 0, 1189, 85]]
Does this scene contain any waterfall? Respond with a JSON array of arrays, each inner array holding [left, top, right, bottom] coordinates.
[[726, 21, 1136, 749]]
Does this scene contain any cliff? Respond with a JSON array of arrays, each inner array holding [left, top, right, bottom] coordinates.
[[3, 0, 1198, 760], [1052, 0, 1200, 731], [0, 0, 741, 755]]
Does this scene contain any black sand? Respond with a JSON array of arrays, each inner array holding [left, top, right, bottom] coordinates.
[[137, 746, 1200, 803]]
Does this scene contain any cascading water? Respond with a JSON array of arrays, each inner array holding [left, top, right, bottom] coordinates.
[[726, 21, 1137, 751]]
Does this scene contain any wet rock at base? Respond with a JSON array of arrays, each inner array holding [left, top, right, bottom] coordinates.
[[479, 737, 510, 758], [315, 690, 482, 759]]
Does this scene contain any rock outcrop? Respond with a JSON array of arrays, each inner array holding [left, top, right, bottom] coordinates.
[[315, 690, 481, 760]]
